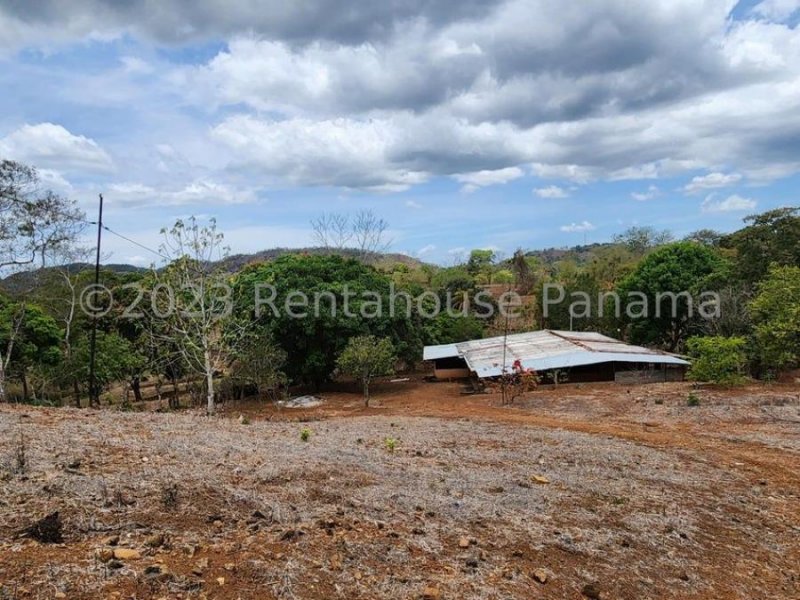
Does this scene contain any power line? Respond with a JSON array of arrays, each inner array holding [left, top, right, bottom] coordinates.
[[102, 225, 169, 261]]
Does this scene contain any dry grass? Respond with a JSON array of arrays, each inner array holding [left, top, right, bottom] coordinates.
[[0, 382, 799, 599]]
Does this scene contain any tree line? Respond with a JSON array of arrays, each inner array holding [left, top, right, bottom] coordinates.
[[1, 158, 798, 409]]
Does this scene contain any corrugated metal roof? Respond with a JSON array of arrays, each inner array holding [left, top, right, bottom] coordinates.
[[424, 329, 689, 378], [422, 343, 459, 361]]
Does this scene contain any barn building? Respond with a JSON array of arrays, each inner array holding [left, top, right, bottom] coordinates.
[[423, 330, 689, 384]]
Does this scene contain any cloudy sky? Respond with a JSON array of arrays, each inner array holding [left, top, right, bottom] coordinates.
[[1, 0, 799, 265]]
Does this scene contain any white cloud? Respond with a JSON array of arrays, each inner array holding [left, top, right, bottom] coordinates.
[[560, 221, 596, 233], [453, 167, 524, 193], [0, 122, 113, 173], [701, 193, 757, 213], [683, 172, 743, 194], [107, 180, 258, 207], [534, 185, 568, 198], [405, 199, 422, 209], [631, 185, 660, 201], [417, 244, 436, 256]]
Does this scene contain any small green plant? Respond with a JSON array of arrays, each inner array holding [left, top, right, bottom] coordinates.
[[687, 392, 701, 407], [686, 336, 748, 386], [300, 427, 312, 442], [384, 437, 398, 453]]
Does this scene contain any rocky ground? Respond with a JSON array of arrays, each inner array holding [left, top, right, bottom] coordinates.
[[1, 380, 799, 599]]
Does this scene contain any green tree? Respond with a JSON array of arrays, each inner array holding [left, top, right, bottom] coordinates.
[[749, 265, 800, 374], [231, 330, 288, 401], [467, 249, 495, 277], [686, 336, 747, 385], [62, 331, 143, 402], [721, 207, 800, 284], [618, 242, 725, 351], [0, 299, 61, 401], [233, 254, 422, 388], [424, 313, 485, 345], [336, 335, 396, 406]]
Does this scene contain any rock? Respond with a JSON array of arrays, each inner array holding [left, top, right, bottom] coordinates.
[[422, 585, 441, 599], [582, 583, 601, 599], [465, 557, 479, 569], [107, 559, 124, 570], [54, 593, 67, 599], [96, 548, 114, 563], [145, 533, 165, 548], [458, 537, 470, 548], [530, 475, 550, 485], [192, 557, 209, 576], [113, 548, 141, 560], [216, 577, 226, 586], [532, 569, 548, 584], [224, 562, 236, 571]]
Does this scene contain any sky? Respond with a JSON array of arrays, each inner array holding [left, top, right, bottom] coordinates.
[[1, 0, 799, 266]]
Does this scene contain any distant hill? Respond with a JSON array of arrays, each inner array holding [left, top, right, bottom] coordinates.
[[0, 248, 425, 297], [525, 243, 617, 267]]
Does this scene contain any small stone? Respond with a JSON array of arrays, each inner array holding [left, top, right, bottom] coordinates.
[[582, 583, 601, 599], [107, 560, 124, 570], [145, 533, 165, 548], [192, 557, 209, 576], [216, 577, 226, 586], [422, 585, 441, 600], [224, 562, 236, 571], [531, 475, 550, 485], [533, 569, 548, 584], [113, 548, 141, 560], [54, 593, 67, 599], [458, 537, 470, 548]]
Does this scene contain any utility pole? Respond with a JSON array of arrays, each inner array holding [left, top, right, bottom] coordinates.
[[88, 194, 103, 407]]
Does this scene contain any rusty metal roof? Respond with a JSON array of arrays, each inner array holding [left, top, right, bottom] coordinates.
[[424, 330, 688, 378]]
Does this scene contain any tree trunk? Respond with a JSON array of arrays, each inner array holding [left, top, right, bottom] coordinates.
[[131, 376, 142, 403], [73, 379, 80, 408], [21, 371, 29, 402], [204, 350, 215, 415], [0, 359, 6, 403], [363, 378, 370, 407]]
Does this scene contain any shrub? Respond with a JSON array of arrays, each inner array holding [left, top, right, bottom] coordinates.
[[300, 427, 312, 442], [686, 336, 747, 385], [687, 392, 701, 407], [337, 335, 396, 407], [384, 437, 398, 453]]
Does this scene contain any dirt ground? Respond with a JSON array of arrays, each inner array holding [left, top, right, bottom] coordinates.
[[1, 378, 799, 599]]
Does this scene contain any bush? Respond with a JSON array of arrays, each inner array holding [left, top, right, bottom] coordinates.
[[337, 335, 396, 407], [384, 437, 398, 452], [300, 427, 312, 442], [686, 336, 747, 385], [687, 392, 701, 407]]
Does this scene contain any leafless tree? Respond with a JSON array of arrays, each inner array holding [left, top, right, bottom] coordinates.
[[352, 209, 390, 260], [310, 209, 390, 261], [311, 213, 352, 249]]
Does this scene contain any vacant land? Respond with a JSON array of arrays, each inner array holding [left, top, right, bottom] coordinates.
[[1, 381, 799, 599]]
